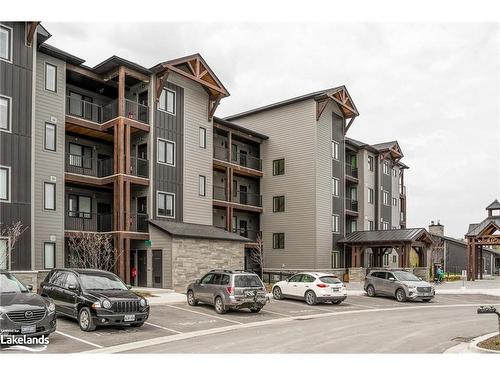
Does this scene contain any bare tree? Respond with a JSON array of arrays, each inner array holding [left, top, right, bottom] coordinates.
[[67, 232, 117, 271], [249, 233, 264, 279], [0, 221, 28, 269]]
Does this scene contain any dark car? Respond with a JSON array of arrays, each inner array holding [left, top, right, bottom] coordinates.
[[0, 271, 56, 337], [40, 268, 149, 332]]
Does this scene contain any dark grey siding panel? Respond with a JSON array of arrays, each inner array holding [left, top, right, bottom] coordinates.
[[445, 242, 467, 273], [0, 22, 33, 270], [332, 113, 345, 250], [381, 160, 392, 227], [153, 82, 183, 222]]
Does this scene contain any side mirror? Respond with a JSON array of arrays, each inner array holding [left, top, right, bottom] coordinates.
[[388, 277, 395, 281], [195, 279, 201, 284], [68, 284, 79, 291], [27, 285, 33, 291], [126, 285, 132, 290], [418, 277, 422, 281]]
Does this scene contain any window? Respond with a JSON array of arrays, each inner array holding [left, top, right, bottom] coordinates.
[[368, 220, 374, 231], [368, 188, 374, 204], [44, 123, 56, 151], [332, 177, 340, 197], [157, 138, 175, 166], [393, 168, 398, 177], [383, 161, 390, 175], [272, 233, 285, 249], [69, 143, 92, 169], [44, 242, 55, 269], [368, 156, 374, 172], [199, 127, 207, 149], [331, 251, 340, 268], [45, 63, 57, 92], [0, 238, 8, 270], [273, 196, 285, 212], [383, 221, 389, 230], [273, 159, 285, 176], [288, 274, 303, 282], [158, 88, 176, 114], [0, 25, 12, 62], [157, 191, 174, 218], [332, 214, 340, 233], [350, 220, 357, 233], [68, 194, 91, 218], [0, 166, 10, 202], [44, 182, 56, 210], [302, 274, 315, 283], [392, 255, 397, 263], [383, 190, 390, 206], [332, 141, 339, 160], [0, 95, 11, 132], [199, 175, 206, 196], [392, 197, 398, 207], [383, 254, 389, 266]]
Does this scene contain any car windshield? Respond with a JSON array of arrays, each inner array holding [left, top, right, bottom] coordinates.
[[319, 276, 342, 284], [234, 275, 263, 288], [393, 271, 420, 282], [0, 273, 29, 293], [79, 273, 128, 290]]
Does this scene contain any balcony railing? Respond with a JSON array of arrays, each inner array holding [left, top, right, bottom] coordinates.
[[346, 163, 358, 179], [233, 228, 261, 242], [65, 153, 114, 177], [234, 190, 262, 207], [213, 186, 229, 202], [231, 152, 262, 171], [130, 157, 149, 178], [127, 213, 149, 233], [346, 198, 359, 212], [65, 211, 113, 232], [125, 99, 149, 124], [66, 96, 117, 124], [213, 145, 229, 162]]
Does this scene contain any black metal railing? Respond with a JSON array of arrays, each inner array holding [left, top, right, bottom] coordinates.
[[346, 163, 358, 179], [66, 96, 117, 124], [233, 228, 261, 242], [346, 198, 358, 212], [125, 99, 149, 124], [65, 211, 113, 232], [213, 146, 229, 161], [232, 152, 262, 171], [65, 153, 114, 177], [234, 190, 262, 207], [130, 157, 149, 178], [213, 186, 229, 201], [127, 213, 148, 233]]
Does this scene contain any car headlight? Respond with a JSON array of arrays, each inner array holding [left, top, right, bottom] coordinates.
[[140, 298, 147, 307], [408, 286, 417, 292], [102, 299, 112, 309], [48, 302, 56, 313]]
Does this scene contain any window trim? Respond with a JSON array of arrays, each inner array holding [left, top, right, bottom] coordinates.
[[332, 177, 340, 197], [272, 233, 285, 249], [272, 158, 285, 176], [368, 155, 374, 172], [368, 187, 374, 204], [199, 127, 207, 149], [0, 95, 12, 133], [44, 122, 57, 151], [43, 182, 56, 211], [382, 221, 390, 230], [157, 138, 176, 167], [368, 220, 374, 231], [272, 195, 285, 213], [0, 165, 11, 203], [158, 88, 176, 115], [383, 160, 390, 175], [332, 214, 340, 233], [156, 190, 175, 219], [332, 140, 339, 161], [45, 62, 57, 93], [0, 24, 13, 64], [43, 242, 56, 270], [383, 190, 390, 206], [199, 175, 206, 197]]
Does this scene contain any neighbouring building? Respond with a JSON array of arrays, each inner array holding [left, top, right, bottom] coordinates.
[[428, 220, 467, 275]]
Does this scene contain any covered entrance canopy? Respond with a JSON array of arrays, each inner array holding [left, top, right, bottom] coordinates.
[[339, 228, 434, 268], [465, 199, 500, 280]]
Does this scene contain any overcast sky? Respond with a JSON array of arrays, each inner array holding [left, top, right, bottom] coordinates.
[[44, 22, 500, 238]]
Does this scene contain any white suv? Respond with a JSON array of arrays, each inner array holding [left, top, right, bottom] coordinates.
[[272, 272, 347, 305]]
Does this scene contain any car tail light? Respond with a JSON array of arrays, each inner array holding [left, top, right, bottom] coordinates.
[[316, 283, 328, 288], [226, 286, 234, 295]]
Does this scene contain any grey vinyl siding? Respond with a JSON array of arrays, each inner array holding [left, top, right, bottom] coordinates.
[[357, 149, 376, 230], [148, 225, 173, 289], [0, 22, 32, 270], [391, 164, 400, 227], [33, 52, 65, 270], [444, 241, 467, 274], [330, 110, 345, 261], [153, 81, 183, 222], [380, 158, 392, 228]]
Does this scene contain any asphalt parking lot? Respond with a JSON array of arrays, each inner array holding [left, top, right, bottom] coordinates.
[[2, 293, 499, 354]]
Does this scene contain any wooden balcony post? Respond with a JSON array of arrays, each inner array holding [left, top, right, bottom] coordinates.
[[118, 66, 126, 117]]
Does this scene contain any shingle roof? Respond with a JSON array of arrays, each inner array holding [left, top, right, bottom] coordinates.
[[371, 141, 399, 151], [214, 117, 269, 140], [486, 199, 500, 210], [431, 234, 467, 247], [465, 216, 500, 236], [148, 220, 249, 242], [338, 228, 433, 245]]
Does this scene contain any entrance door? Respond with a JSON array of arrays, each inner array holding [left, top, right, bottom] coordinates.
[[137, 250, 147, 287], [138, 91, 148, 123], [137, 143, 148, 160], [239, 185, 248, 205], [97, 203, 112, 232], [152, 250, 163, 288]]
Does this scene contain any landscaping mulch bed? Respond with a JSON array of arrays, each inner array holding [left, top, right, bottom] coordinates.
[[478, 334, 500, 351]]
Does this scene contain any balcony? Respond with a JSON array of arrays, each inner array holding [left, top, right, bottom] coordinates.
[[65, 153, 114, 178], [233, 228, 261, 242], [128, 213, 149, 233], [124, 99, 149, 124], [212, 186, 262, 208], [65, 211, 113, 232], [213, 145, 229, 161], [345, 163, 359, 179], [213, 146, 262, 172], [213, 186, 229, 202], [346, 198, 359, 213], [130, 157, 149, 178]]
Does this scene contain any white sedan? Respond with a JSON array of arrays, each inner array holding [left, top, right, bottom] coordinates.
[[272, 272, 347, 305]]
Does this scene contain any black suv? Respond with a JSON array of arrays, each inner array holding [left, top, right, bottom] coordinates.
[[40, 268, 149, 331]]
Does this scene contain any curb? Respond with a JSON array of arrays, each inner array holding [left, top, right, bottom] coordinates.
[[469, 332, 500, 354]]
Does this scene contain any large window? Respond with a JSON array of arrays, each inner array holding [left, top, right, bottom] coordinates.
[[383, 190, 390, 206], [0, 25, 12, 63], [332, 177, 340, 197], [199, 175, 206, 196], [332, 141, 339, 160], [45, 63, 57, 92], [0, 95, 11, 132], [157, 138, 175, 166], [44, 123, 56, 151], [383, 160, 390, 175], [0, 238, 8, 270], [368, 156, 374, 172], [383, 221, 390, 230], [158, 88, 176, 114], [273, 196, 285, 212], [68, 194, 91, 218], [199, 127, 207, 149], [44, 182, 56, 210], [0, 166, 10, 202], [272, 233, 285, 249], [273, 159, 285, 176], [332, 214, 340, 233], [350, 220, 357, 233], [157, 191, 174, 218], [44, 242, 55, 269], [368, 187, 374, 204]]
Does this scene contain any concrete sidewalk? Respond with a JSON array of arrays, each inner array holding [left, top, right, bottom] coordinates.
[[131, 287, 186, 305]]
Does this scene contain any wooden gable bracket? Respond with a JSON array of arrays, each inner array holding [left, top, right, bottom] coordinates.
[[208, 95, 223, 121], [155, 70, 170, 102], [329, 93, 357, 116], [316, 98, 331, 121], [344, 117, 356, 135], [26, 22, 40, 47]]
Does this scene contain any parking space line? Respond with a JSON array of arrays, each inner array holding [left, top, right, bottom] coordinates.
[[261, 309, 292, 317], [274, 300, 334, 313], [54, 330, 103, 349], [343, 302, 377, 309], [164, 304, 243, 325], [144, 322, 182, 334]]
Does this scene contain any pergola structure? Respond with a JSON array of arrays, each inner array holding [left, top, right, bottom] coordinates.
[[465, 199, 500, 281], [339, 228, 434, 268]]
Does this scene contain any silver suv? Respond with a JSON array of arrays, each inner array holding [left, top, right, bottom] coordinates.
[[364, 270, 435, 302], [186, 270, 268, 314]]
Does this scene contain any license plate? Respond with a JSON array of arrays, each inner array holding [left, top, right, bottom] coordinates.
[[422, 293, 430, 297], [244, 291, 257, 297], [21, 325, 36, 334], [332, 288, 340, 292], [124, 314, 136, 322]]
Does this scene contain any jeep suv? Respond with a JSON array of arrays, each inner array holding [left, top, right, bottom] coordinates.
[[186, 270, 268, 314]]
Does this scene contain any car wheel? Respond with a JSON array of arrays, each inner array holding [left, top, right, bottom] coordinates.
[[366, 285, 376, 297], [250, 307, 262, 313], [395, 288, 407, 303], [305, 290, 317, 305], [187, 290, 198, 306], [78, 307, 96, 332], [272, 286, 282, 300], [332, 300, 342, 305], [214, 296, 226, 314], [131, 322, 144, 327]]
